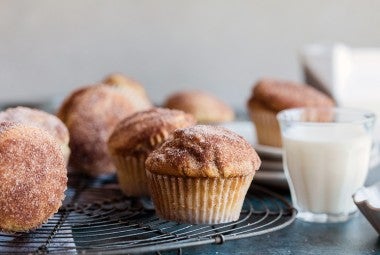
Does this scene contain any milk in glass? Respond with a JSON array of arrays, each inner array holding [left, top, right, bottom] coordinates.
[[283, 125, 371, 215], [278, 107, 375, 223]]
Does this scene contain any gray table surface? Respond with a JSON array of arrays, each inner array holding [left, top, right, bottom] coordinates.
[[177, 166, 380, 255]]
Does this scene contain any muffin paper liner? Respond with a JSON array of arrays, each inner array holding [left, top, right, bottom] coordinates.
[[249, 110, 282, 147], [112, 133, 168, 197], [114, 155, 150, 197], [146, 171, 254, 224]]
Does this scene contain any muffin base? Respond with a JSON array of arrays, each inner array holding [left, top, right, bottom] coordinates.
[[113, 155, 149, 197], [146, 171, 254, 224], [249, 103, 282, 147]]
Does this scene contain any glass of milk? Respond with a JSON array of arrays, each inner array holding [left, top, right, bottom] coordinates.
[[277, 107, 376, 223]]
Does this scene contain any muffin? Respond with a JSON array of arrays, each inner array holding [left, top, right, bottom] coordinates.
[[57, 84, 152, 176], [163, 90, 235, 124], [103, 73, 151, 109], [108, 108, 195, 197], [145, 125, 261, 224], [247, 79, 335, 147], [0, 122, 67, 232], [0, 106, 70, 164]]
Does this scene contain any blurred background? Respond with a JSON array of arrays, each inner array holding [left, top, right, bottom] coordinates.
[[1, 0, 380, 111]]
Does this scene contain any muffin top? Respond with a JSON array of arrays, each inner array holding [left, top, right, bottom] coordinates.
[[248, 79, 335, 112], [145, 125, 261, 178], [102, 73, 151, 104], [163, 90, 235, 124], [58, 80, 152, 120], [0, 106, 69, 146], [57, 84, 152, 175], [102, 73, 149, 100], [0, 122, 67, 232], [108, 108, 196, 156]]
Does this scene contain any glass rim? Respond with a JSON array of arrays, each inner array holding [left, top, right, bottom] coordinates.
[[276, 107, 376, 126]]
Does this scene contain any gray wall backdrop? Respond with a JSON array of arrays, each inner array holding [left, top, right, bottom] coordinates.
[[1, 0, 380, 110]]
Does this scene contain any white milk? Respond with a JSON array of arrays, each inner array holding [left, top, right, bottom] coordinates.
[[283, 124, 372, 215]]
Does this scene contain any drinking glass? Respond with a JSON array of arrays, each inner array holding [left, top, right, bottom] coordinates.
[[277, 107, 375, 223]]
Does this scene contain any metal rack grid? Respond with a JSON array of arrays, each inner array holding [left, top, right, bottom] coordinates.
[[0, 174, 296, 254]]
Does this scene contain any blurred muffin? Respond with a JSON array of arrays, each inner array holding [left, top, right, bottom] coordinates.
[[0, 122, 67, 232], [108, 108, 195, 197], [57, 84, 152, 176], [163, 90, 234, 124], [247, 78, 335, 147], [102, 73, 151, 108], [0, 106, 70, 164], [145, 125, 261, 224]]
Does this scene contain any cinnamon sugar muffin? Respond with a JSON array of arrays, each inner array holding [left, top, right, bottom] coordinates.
[[163, 90, 235, 124], [0, 122, 67, 232], [103, 73, 151, 108], [57, 84, 152, 176], [0, 106, 70, 164], [103, 73, 146, 95], [247, 79, 335, 147], [108, 108, 195, 197], [145, 125, 261, 224]]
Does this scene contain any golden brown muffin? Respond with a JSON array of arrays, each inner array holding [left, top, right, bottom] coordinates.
[[103, 73, 146, 95], [57, 84, 152, 176], [247, 79, 335, 147], [0, 106, 70, 164], [145, 125, 261, 224], [103, 73, 151, 106], [108, 108, 196, 197], [163, 90, 235, 124], [0, 122, 67, 232]]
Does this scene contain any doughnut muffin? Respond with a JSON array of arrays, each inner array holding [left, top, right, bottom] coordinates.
[[57, 84, 152, 176], [0, 122, 67, 232], [145, 125, 261, 224], [108, 108, 195, 197], [102, 73, 149, 101], [163, 90, 235, 124], [247, 79, 335, 147], [0, 106, 70, 164]]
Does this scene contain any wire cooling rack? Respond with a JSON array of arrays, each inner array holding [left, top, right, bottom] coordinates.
[[0, 173, 296, 254]]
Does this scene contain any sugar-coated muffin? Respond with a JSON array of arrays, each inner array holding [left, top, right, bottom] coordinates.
[[57, 84, 152, 176], [102, 73, 149, 101], [0, 122, 67, 232], [0, 106, 70, 164], [145, 125, 261, 224], [247, 79, 335, 147], [108, 108, 196, 197], [163, 90, 235, 124]]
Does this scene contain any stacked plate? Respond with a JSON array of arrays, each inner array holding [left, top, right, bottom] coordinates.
[[220, 121, 288, 189]]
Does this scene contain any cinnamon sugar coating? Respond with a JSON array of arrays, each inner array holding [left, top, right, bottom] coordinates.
[[146, 125, 261, 178], [163, 90, 235, 124], [0, 106, 70, 161], [0, 122, 67, 232], [248, 78, 335, 112], [102, 73, 148, 98], [108, 108, 196, 156], [57, 84, 152, 176]]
